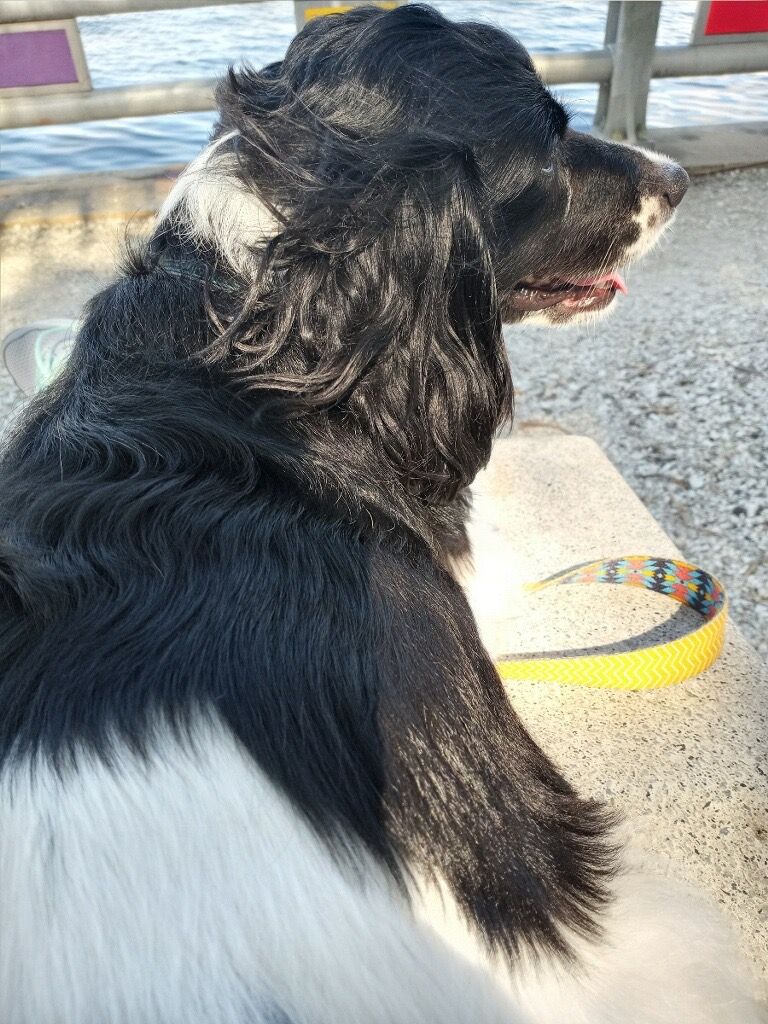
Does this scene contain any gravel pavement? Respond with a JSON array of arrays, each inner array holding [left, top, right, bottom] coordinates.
[[506, 166, 768, 659], [1, 166, 766, 658]]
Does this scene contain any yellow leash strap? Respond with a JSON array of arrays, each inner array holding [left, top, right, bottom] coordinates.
[[495, 556, 727, 691]]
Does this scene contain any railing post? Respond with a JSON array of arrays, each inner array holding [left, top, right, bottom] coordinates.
[[594, 0, 662, 142], [594, 1, 621, 130]]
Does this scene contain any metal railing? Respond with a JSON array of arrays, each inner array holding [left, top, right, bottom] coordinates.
[[1, 0, 767, 140], [0, 0, 258, 17]]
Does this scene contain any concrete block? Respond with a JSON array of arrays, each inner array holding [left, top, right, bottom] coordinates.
[[649, 120, 768, 175], [0, 163, 181, 230], [467, 431, 767, 978]]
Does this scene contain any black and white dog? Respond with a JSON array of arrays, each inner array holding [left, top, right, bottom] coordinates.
[[0, 6, 763, 1022]]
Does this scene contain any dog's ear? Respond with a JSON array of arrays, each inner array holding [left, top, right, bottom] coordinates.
[[210, 58, 514, 505], [339, 148, 514, 504], [215, 126, 512, 504]]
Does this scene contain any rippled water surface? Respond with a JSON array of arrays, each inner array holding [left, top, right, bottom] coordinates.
[[2, 0, 767, 178]]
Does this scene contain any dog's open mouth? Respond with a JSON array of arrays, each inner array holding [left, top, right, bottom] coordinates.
[[511, 271, 628, 312]]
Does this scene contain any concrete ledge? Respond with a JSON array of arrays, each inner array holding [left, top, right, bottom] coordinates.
[[469, 431, 767, 981], [649, 120, 768, 175], [0, 163, 183, 230], [2, 121, 767, 230]]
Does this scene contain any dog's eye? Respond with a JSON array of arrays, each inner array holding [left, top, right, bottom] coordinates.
[[542, 164, 554, 174]]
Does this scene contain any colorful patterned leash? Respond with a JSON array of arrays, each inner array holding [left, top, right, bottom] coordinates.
[[496, 556, 727, 690]]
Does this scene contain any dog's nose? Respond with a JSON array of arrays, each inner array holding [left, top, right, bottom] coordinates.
[[657, 161, 689, 209]]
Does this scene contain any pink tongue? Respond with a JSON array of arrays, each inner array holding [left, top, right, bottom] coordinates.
[[573, 272, 628, 295]]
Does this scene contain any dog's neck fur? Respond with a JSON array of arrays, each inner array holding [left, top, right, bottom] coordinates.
[[124, 222, 478, 563], [66, 263, 464, 585]]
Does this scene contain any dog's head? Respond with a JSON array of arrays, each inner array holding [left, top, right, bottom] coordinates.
[[497, 131, 688, 326], [155, 3, 687, 507]]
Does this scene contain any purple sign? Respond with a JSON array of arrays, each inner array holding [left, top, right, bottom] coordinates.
[[0, 29, 78, 89]]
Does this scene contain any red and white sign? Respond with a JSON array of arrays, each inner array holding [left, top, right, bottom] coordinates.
[[692, 1, 768, 44]]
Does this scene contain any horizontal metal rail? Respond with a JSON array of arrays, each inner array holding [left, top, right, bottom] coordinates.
[[652, 41, 768, 77], [535, 50, 613, 85], [1, 79, 218, 130], [2, 42, 767, 131], [0, 0, 267, 21]]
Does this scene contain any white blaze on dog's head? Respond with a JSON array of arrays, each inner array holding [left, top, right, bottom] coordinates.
[[620, 145, 681, 265], [158, 131, 279, 272]]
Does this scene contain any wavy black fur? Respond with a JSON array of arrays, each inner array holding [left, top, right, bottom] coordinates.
[[0, 4, 616, 960]]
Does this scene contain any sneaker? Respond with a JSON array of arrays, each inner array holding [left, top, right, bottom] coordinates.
[[2, 319, 77, 397]]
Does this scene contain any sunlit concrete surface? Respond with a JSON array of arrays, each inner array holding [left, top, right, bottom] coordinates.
[[470, 432, 767, 984], [651, 120, 768, 174]]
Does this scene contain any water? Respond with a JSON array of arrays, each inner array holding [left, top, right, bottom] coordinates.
[[2, 0, 767, 179]]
